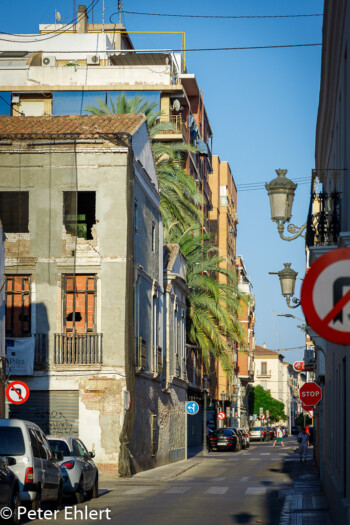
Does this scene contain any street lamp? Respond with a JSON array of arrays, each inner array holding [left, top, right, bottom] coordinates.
[[232, 391, 238, 426], [269, 263, 300, 309], [221, 391, 226, 412], [202, 374, 209, 456], [278, 313, 305, 322], [266, 169, 307, 241]]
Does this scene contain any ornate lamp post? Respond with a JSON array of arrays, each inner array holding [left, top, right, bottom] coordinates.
[[266, 169, 306, 241], [269, 263, 300, 308], [202, 374, 209, 456]]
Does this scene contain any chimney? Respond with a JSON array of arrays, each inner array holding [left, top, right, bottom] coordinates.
[[77, 5, 88, 33], [263, 343, 267, 348]]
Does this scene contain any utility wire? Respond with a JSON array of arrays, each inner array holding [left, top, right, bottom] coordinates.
[[0, 0, 99, 43], [122, 10, 323, 20], [0, 95, 24, 115]]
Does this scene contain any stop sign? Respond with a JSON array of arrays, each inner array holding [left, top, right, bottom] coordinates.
[[299, 382, 322, 406]]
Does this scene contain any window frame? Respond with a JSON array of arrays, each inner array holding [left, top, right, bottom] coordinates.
[[5, 275, 31, 337]]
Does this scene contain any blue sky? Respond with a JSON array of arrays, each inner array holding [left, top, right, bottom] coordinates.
[[1, 0, 324, 363]]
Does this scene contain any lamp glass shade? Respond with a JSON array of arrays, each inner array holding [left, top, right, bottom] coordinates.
[[278, 263, 298, 297], [265, 169, 297, 223], [220, 391, 226, 401]]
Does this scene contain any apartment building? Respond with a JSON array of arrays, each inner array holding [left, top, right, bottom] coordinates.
[[0, 113, 188, 474], [0, 222, 5, 417], [254, 345, 284, 403]]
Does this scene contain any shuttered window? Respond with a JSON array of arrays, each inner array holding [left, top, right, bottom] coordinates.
[[5, 275, 31, 337]]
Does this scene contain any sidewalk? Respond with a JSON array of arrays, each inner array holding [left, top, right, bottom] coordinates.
[[279, 447, 332, 525]]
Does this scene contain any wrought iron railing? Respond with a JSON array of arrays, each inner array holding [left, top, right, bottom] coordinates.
[[54, 333, 103, 365], [158, 115, 187, 138], [306, 170, 341, 247], [257, 370, 271, 378]]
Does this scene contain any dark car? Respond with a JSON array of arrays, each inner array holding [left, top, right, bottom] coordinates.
[[266, 426, 276, 441], [225, 427, 244, 450], [0, 456, 20, 524], [208, 429, 238, 452], [291, 425, 299, 435]]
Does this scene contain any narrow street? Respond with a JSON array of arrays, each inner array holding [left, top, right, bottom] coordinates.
[[26, 438, 323, 525]]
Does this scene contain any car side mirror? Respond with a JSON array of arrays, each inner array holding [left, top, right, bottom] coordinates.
[[87, 451, 95, 459], [5, 457, 16, 466], [53, 451, 64, 462]]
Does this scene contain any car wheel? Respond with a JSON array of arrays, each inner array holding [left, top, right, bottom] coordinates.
[[9, 485, 20, 525], [87, 475, 98, 500], [32, 487, 41, 512], [75, 478, 85, 504]]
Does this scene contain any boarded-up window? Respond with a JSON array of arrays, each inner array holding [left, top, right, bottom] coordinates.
[[63, 275, 96, 333], [0, 192, 29, 233], [6, 276, 31, 337]]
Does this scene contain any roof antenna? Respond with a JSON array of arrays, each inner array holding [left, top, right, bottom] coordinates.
[[118, 0, 123, 24]]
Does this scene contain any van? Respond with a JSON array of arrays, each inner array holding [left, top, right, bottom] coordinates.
[[0, 419, 63, 510]]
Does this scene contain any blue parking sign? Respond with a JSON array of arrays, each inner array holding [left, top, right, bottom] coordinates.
[[186, 401, 199, 415]]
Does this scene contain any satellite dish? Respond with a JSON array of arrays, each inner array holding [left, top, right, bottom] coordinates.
[[172, 99, 181, 112], [55, 10, 61, 22]]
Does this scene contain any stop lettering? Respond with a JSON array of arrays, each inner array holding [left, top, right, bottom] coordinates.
[[299, 382, 322, 406]]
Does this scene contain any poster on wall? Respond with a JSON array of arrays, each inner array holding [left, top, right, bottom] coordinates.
[[5, 337, 35, 375]]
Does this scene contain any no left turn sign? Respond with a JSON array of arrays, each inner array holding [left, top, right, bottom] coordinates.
[[6, 380, 30, 405], [301, 248, 350, 345]]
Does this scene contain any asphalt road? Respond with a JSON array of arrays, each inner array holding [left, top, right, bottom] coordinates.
[[23, 437, 300, 525]]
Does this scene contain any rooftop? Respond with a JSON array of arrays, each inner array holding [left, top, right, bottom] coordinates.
[[255, 345, 285, 358], [0, 113, 145, 140]]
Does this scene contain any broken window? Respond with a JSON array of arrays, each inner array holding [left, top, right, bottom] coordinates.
[[6, 276, 31, 337], [0, 192, 29, 233], [63, 192, 96, 240], [63, 275, 96, 333]]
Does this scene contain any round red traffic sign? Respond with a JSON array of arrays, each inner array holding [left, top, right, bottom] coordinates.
[[6, 380, 30, 405], [299, 382, 322, 406], [301, 248, 350, 345], [217, 412, 225, 420], [259, 414, 266, 420], [293, 361, 305, 372]]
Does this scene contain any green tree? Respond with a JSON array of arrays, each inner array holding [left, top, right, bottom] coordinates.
[[248, 385, 287, 422]]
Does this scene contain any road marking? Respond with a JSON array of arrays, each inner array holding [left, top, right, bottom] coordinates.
[[214, 477, 226, 481], [249, 458, 261, 461], [123, 487, 153, 495], [164, 487, 192, 494], [242, 452, 252, 455], [279, 453, 288, 456], [241, 477, 250, 482], [205, 486, 229, 494], [260, 453, 271, 455], [245, 487, 267, 495]]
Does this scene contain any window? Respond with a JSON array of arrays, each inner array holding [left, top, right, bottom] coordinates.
[[63, 191, 96, 240], [29, 429, 41, 459], [72, 439, 86, 457], [48, 439, 70, 457], [152, 295, 158, 372], [0, 192, 29, 233], [5, 275, 31, 337], [261, 362, 267, 376], [134, 200, 138, 232], [63, 275, 96, 333], [151, 222, 156, 252], [0, 427, 25, 456]]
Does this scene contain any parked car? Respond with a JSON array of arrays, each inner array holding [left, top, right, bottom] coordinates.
[[291, 425, 299, 435], [48, 436, 98, 503], [0, 419, 63, 511], [0, 455, 20, 524], [249, 426, 268, 441], [281, 425, 289, 437], [266, 426, 276, 441], [208, 428, 238, 452], [231, 428, 244, 450], [238, 428, 250, 448]]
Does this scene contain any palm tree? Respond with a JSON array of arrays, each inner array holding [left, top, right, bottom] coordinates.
[[178, 228, 245, 369], [86, 93, 203, 240]]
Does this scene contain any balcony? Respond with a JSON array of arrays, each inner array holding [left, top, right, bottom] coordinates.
[[306, 170, 341, 248], [54, 333, 103, 365], [156, 115, 188, 140], [257, 370, 271, 378]]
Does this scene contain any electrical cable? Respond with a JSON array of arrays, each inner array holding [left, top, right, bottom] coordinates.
[[0, 95, 24, 116], [121, 11, 323, 20], [0, 0, 99, 43]]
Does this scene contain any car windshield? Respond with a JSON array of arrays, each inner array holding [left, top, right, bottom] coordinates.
[[48, 439, 71, 457], [0, 427, 25, 456], [214, 429, 232, 437]]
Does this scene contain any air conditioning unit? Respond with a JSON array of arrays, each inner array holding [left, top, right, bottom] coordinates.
[[87, 55, 100, 65], [42, 56, 57, 67]]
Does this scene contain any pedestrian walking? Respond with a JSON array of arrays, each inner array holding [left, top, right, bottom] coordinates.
[[297, 427, 309, 462], [273, 424, 285, 447]]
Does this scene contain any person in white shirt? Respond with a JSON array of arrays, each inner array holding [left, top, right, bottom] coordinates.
[[273, 425, 285, 447], [297, 427, 309, 461]]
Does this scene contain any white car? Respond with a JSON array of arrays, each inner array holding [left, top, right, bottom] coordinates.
[[0, 419, 62, 510], [48, 436, 98, 503]]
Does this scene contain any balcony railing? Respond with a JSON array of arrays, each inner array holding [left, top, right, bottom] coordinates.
[[306, 170, 341, 248], [135, 336, 147, 369], [158, 115, 188, 139], [257, 370, 271, 378], [54, 333, 103, 365]]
